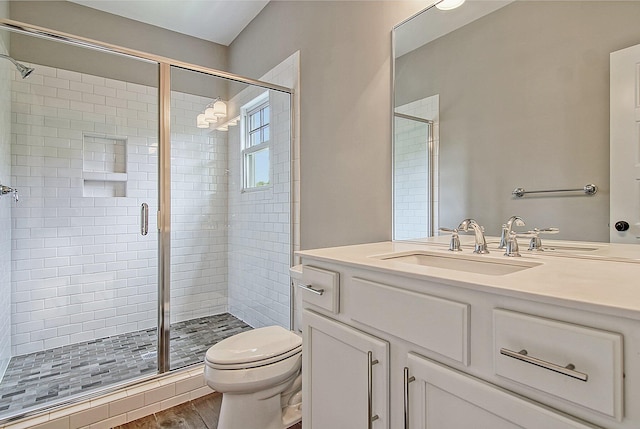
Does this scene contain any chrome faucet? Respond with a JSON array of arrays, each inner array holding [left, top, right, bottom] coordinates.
[[499, 216, 525, 249], [523, 227, 560, 251], [458, 218, 489, 254], [439, 227, 462, 252], [504, 232, 521, 257], [0, 184, 18, 203]]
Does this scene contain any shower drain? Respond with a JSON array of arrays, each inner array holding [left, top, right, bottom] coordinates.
[[140, 352, 156, 360]]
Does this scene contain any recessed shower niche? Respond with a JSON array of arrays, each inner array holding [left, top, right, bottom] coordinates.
[[82, 133, 128, 197]]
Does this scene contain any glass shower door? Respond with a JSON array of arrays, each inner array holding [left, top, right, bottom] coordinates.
[[167, 66, 292, 370], [0, 34, 160, 418]]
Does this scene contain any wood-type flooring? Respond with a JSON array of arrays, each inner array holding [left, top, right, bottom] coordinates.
[[114, 393, 302, 429]]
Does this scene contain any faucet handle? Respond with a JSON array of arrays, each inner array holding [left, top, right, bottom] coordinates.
[[498, 224, 508, 249], [504, 232, 521, 257], [0, 185, 18, 203], [535, 227, 559, 234], [439, 227, 462, 252], [517, 227, 559, 251]]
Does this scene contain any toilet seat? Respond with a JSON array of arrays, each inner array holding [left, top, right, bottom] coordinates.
[[206, 326, 302, 370]]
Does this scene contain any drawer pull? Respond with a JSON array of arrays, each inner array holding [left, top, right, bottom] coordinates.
[[500, 348, 588, 382], [298, 283, 325, 296]]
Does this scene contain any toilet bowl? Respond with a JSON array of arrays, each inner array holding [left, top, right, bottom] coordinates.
[[204, 325, 303, 429]]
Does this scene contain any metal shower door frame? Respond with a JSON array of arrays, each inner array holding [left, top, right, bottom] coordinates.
[[0, 18, 295, 377]]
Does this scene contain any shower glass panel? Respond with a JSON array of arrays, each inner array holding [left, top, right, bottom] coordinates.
[[0, 31, 159, 418], [168, 66, 292, 371]]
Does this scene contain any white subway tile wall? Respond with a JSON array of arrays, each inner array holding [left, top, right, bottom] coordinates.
[[0, 44, 12, 378], [169, 90, 227, 322], [394, 96, 440, 240], [10, 64, 229, 355], [226, 54, 296, 329]]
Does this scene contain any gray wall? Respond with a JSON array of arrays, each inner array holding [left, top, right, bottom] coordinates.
[[9, 1, 227, 70], [8, 1, 228, 97], [229, 1, 427, 250], [7, 0, 431, 250], [395, 1, 640, 241]]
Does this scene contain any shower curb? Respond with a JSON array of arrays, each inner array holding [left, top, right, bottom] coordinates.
[[0, 365, 211, 429]]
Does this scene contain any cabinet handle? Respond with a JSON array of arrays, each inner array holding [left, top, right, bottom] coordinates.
[[500, 348, 588, 382], [367, 351, 379, 428], [298, 284, 325, 296], [403, 367, 415, 429]]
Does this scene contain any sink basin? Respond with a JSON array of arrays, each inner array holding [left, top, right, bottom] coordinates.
[[375, 251, 540, 276]]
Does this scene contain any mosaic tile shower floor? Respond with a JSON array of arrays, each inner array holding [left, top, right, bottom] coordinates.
[[0, 313, 252, 416]]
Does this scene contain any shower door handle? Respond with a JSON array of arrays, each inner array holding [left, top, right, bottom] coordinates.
[[141, 203, 149, 236]]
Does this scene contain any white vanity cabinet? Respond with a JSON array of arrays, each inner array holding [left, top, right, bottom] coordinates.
[[405, 351, 599, 428], [298, 245, 640, 429], [302, 308, 389, 429]]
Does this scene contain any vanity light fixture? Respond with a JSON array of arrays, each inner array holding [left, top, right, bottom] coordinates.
[[212, 99, 227, 117], [196, 97, 227, 128], [436, 0, 465, 10], [196, 113, 209, 129], [204, 106, 218, 123], [215, 115, 239, 132]]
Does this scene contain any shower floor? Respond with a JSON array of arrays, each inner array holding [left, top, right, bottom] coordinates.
[[0, 313, 251, 417]]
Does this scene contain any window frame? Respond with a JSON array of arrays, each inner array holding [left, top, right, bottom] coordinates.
[[241, 92, 271, 192]]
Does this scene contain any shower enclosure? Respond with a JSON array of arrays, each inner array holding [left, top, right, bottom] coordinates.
[[0, 19, 292, 421], [393, 96, 439, 241]]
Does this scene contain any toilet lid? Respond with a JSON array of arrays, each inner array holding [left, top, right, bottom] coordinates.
[[206, 326, 302, 366]]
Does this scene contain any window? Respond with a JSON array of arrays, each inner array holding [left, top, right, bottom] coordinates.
[[242, 96, 270, 190]]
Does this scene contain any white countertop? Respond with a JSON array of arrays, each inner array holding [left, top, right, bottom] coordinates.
[[297, 237, 640, 320]]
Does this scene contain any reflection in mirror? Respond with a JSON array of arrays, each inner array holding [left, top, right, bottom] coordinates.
[[393, 100, 437, 240], [393, 1, 640, 243]]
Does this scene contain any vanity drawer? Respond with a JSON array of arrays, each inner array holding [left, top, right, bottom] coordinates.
[[494, 309, 623, 420], [299, 266, 340, 314], [350, 277, 470, 365]]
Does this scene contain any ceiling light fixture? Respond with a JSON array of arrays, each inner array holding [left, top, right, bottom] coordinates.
[[436, 0, 465, 10]]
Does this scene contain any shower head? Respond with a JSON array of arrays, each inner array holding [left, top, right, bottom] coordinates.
[[0, 54, 34, 79], [15, 62, 34, 79]]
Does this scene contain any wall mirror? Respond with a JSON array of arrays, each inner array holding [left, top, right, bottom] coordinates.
[[393, 0, 640, 243]]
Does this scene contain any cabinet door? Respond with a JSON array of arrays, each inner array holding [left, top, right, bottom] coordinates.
[[303, 309, 389, 429], [405, 352, 599, 429]]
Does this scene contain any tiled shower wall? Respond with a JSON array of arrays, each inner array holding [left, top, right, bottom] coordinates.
[[10, 63, 227, 355], [394, 95, 439, 240], [227, 53, 296, 329], [0, 31, 12, 377], [170, 91, 228, 323]]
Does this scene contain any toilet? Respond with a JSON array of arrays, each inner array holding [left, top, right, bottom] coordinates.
[[204, 266, 304, 429], [204, 326, 302, 429]]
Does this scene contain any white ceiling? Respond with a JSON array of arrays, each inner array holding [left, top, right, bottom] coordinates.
[[68, 0, 270, 46]]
